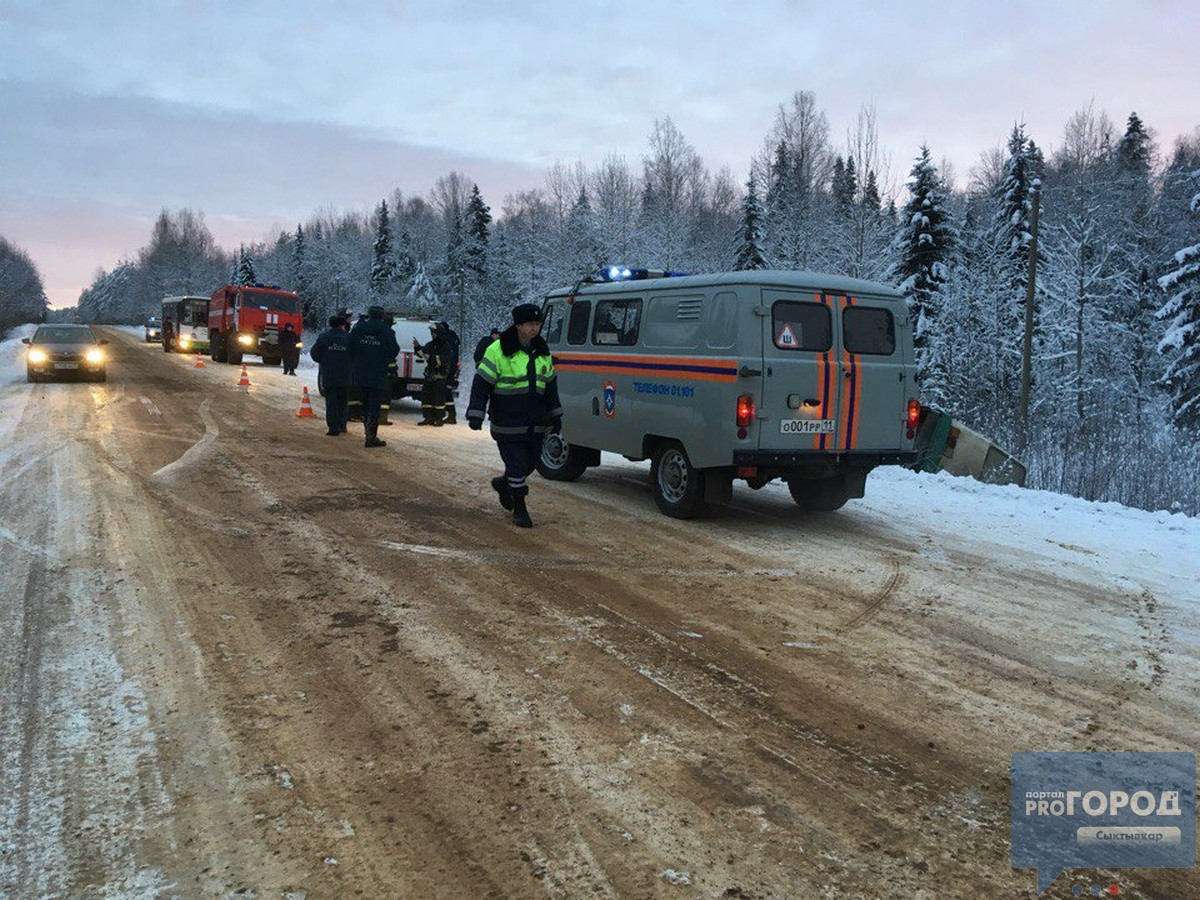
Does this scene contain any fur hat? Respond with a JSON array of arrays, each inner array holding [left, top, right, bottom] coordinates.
[[512, 303, 542, 325]]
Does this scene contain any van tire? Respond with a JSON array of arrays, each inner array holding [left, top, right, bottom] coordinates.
[[228, 346, 243, 366], [537, 432, 587, 481], [787, 475, 850, 512], [651, 442, 706, 519]]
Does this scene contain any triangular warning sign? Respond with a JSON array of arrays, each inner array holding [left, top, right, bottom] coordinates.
[[777, 323, 798, 347]]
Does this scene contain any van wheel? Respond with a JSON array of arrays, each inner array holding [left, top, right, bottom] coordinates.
[[228, 347, 243, 366], [787, 475, 849, 511], [537, 432, 588, 481], [651, 441, 706, 519]]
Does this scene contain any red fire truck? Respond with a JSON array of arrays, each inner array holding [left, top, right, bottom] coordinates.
[[208, 283, 303, 366]]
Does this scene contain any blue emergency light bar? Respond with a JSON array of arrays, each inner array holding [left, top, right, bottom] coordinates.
[[596, 266, 690, 282]]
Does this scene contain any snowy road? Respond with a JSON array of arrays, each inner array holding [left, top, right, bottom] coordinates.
[[0, 327, 1197, 899]]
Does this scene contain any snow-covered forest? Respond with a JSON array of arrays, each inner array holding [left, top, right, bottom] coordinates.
[[72, 91, 1200, 515], [0, 237, 48, 334]]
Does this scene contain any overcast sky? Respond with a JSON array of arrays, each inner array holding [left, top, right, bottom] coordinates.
[[1, 0, 1197, 308]]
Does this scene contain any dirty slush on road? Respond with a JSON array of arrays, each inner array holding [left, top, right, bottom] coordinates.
[[1, 329, 1195, 899]]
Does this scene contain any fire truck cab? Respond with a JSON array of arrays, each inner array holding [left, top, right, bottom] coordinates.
[[208, 283, 303, 366]]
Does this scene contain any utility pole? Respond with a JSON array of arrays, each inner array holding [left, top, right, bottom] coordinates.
[[1017, 183, 1041, 450]]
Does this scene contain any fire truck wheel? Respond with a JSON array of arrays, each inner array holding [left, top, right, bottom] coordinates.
[[537, 432, 587, 482], [650, 441, 706, 519], [787, 475, 849, 511], [228, 347, 243, 366]]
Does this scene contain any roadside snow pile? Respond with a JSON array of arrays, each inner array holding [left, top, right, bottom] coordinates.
[[854, 466, 1199, 609], [0, 324, 37, 385]]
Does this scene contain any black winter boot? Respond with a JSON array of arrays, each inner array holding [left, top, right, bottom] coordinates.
[[364, 424, 386, 448], [491, 476, 513, 511], [512, 495, 533, 528]]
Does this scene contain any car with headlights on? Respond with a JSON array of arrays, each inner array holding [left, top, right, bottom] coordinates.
[[144, 315, 162, 342], [23, 324, 109, 383]]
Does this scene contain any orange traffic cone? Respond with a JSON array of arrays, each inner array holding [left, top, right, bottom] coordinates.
[[238, 365, 250, 388], [296, 385, 315, 418], [194, 356, 206, 368]]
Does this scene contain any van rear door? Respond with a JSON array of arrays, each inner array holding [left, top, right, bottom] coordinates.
[[758, 291, 842, 452], [839, 298, 908, 451]]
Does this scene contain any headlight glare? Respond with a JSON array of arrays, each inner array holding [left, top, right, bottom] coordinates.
[[238, 334, 254, 345], [86, 348, 104, 364], [28, 349, 48, 364]]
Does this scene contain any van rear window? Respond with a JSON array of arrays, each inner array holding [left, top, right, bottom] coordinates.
[[843, 307, 895, 355], [567, 300, 591, 345], [592, 299, 642, 346], [771, 301, 831, 351]]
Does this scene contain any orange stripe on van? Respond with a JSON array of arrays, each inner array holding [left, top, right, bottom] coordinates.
[[815, 293, 831, 450], [850, 296, 864, 449], [555, 352, 739, 383], [838, 296, 854, 450]]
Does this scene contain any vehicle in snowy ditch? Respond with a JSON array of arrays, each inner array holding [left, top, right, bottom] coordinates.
[[161, 296, 210, 353], [536, 268, 920, 518], [23, 324, 110, 383], [207, 283, 303, 366]]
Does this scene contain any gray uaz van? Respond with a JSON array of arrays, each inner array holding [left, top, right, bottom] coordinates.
[[536, 269, 921, 518]]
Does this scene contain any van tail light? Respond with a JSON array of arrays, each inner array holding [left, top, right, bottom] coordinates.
[[907, 399, 921, 430], [736, 394, 755, 428]]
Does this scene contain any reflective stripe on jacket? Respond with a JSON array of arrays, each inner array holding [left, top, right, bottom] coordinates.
[[466, 326, 562, 440]]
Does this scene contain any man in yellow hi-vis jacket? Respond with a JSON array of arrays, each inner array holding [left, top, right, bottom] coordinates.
[[466, 304, 562, 528]]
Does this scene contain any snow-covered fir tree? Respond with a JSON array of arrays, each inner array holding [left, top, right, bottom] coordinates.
[[232, 245, 257, 286], [733, 174, 767, 271], [1157, 167, 1200, 429], [890, 145, 956, 406], [405, 262, 439, 315], [370, 200, 397, 298]]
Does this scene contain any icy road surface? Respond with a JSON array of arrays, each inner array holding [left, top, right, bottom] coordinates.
[[1, 326, 1197, 899]]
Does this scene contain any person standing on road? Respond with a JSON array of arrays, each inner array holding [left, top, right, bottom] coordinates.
[[349, 306, 400, 448], [279, 322, 301, 375], [473, 327, 500, 366], [310, 315, 352, 436], [162, 317, 174, 352], [467, 304, 561, 528], [438, 320, 461, 424], [413, 323, 449, 426]]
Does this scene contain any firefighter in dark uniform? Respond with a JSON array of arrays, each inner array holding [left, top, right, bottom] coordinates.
[[279, 322, 301, 375], [348, 305, 400, 448], [378, 313, 398, 426], [347, 312, 367, 423], [467, 304, 562, 528], [473, 328, 500, 366], [414, 323, 449, 426], [438, 320, 461, 424], [310, 315, 351, 435]]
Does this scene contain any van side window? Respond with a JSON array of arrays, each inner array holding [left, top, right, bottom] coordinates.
[[843, 307, 895, 355], [706, 291, 738, 349], [771, 301, 831, 351], [643, 294, 703, 349], [592, 299, 643, 346], [567, 300, 591, 345], [543, 302, 564, 344]]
